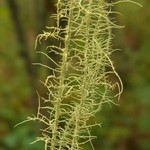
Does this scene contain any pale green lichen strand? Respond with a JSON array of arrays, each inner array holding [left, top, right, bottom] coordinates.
[[20, 0, 141, 150]]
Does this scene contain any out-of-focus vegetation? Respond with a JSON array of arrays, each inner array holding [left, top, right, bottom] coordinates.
[[0, 0, 149, 149]]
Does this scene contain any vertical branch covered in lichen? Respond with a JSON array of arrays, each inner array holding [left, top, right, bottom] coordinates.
[[18, 0, 141, 150]]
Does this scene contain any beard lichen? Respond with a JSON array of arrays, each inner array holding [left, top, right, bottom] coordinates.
[[17, 0, 142, 150]]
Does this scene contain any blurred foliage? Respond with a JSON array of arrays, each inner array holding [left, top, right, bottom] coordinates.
[[0, 0, 150, 149]]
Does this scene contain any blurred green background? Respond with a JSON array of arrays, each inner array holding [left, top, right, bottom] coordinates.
[[0, 0, 150, 149]]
